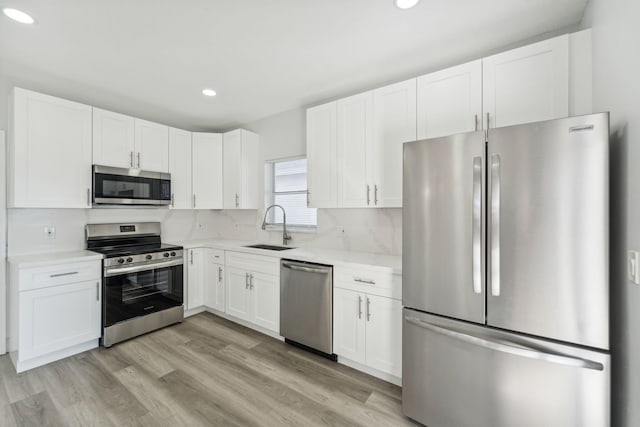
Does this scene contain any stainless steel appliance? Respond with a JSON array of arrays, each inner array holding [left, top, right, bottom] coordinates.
[[86, 222, 183, 347], [93, 165, 171, 206], [280, 259, 335, 359], [402, 113, 611, 427]]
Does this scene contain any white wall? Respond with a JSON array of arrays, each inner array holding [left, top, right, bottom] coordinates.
[[582, 0, 640, 426], [8, 209, 221, 256]]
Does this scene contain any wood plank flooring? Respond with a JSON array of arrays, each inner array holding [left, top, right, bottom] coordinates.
[[0, 312, 419, 426]]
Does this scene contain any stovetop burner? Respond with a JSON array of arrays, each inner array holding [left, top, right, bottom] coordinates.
[[85, 222, 183, 267]]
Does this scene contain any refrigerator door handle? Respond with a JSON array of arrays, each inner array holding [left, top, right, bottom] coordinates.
[[404, 316, 604, 371], [490, 154, 501, 297], [472, 156, 483, 294]]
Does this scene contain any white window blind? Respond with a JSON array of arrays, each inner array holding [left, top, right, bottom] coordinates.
[[266, 158, 317, 228]]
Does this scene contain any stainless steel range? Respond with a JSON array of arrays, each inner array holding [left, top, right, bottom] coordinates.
[[86, 222, 184, 347]]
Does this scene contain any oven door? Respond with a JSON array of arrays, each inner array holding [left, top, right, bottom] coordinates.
[[93, 165, 171, 206], [104, 263, 183, 327]]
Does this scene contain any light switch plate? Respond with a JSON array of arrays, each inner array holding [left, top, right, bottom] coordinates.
[[628, 250, 640, 285]]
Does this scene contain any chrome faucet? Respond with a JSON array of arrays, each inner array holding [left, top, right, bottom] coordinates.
[[261, 204, 292, 246]]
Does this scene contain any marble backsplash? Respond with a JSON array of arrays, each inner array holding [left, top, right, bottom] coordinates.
[[211, 208, 402, 255], [8, 207, 402, 257]]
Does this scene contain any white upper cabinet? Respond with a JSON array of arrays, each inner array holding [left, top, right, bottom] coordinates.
[[168, 128, 192, 209], [93, 110, 169, 172], [417, 60, 482, 139], [192, 133, 223, 209], [372, 78, 417, 207], [92, 108, 135, 169], [337, 92, 374, 208], [483, 34, 569, 129], [9, 88, 92, 208], [134, 119, 169, 172], [306, 102, 338, 208], [223, 129, 259, 209]]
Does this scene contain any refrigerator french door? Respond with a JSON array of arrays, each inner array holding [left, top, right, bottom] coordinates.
[[402, 113, 610, 427]]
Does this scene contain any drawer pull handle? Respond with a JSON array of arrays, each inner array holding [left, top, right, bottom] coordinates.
[[50, 271, 79, 278], [354, 277, 376, 285]]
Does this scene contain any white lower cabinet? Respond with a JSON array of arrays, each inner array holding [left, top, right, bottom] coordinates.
[[334, 271, 402, 379], [19, 281, 101, 361], [225, 266, 252, 321], [186, 248, 205, 310], [8, 259, 102, 373], [225, 251, 280, 334], [205, 258, 225, 313], [334, 288, 366, 362]]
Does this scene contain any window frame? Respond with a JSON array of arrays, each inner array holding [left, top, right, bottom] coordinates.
[[264, 156, 317, 232]]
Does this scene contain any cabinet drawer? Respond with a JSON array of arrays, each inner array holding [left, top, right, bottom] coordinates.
[[19, 261, 102, 292], [334, 265, 401, 300], [225, 251, 279, 276]]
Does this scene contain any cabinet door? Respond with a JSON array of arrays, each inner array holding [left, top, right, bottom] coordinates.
[[306, 102, 338, 208], [333, 288, 366, 364], [205, 259, 225, 313], [337, 92, 373, 208], [417, 60, 482, 139], [19, 280, 101, 360], [169, 128, 192, 209], [225, 267, 252, 321], [239, 130, 260, 209], [483, 35, 569, 129], [10, 88, 92, 208], [192, 133, 223, 209], [364, 295, 402, 377], [134, 119, 169, 172], [92, 108, 136, 169], [372, 79, 417, 207], [186, 249, 204, 310], [250, 272, 279, 333], [223, 130, 242, 209]]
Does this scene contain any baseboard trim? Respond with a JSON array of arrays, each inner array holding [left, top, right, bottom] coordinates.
[[204, 308, 283, 341], [337, 356, 402, 386], [11, 339, 99, 373]]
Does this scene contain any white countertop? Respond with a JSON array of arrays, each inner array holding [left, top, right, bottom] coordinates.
[[8, 250, 104, 269], [169, 239, 402, 274]]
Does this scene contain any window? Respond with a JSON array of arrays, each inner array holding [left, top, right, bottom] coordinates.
[[265, 157, 317, 230]]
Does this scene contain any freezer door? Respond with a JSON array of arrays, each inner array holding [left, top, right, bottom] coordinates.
[[487, 113, 609, 349], [403, 131, 485, 323], [402, 309, 610, 427]]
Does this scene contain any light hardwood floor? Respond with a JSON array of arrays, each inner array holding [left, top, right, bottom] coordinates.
[[0, 312, 419, 426]]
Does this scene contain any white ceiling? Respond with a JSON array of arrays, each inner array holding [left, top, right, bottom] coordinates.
[[0, 0, 588, 131]]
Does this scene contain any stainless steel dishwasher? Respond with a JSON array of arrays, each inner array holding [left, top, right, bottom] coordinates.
[[280, 259, 335, 360]]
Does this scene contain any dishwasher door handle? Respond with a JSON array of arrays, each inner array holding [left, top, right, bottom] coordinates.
[[282, 262, 331, 275]]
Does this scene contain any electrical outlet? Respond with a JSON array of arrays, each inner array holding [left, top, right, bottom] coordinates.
[[628, 250, 640, 285], [44, 226, 56, 239], [198, 223, 204, 229]]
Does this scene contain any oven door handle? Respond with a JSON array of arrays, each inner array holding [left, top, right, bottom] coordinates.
[[104, 259, 183, 277]]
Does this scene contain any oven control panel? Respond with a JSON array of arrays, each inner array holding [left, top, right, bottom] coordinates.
[[104, 249, 184, 268]]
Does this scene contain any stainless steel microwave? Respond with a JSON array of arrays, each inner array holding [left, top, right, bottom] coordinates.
[[93, 165, 171, 206]]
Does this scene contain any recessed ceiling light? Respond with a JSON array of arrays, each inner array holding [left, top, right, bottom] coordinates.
[[3, 8, 35, 24], [202, 89, 217, 97], [394, 0, 420, 10]]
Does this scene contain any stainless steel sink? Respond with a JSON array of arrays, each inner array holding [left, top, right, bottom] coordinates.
[[244, 244, 295, 251]]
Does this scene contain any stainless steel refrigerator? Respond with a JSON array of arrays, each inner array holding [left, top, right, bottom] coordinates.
[[402, 113, 610, 427]]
